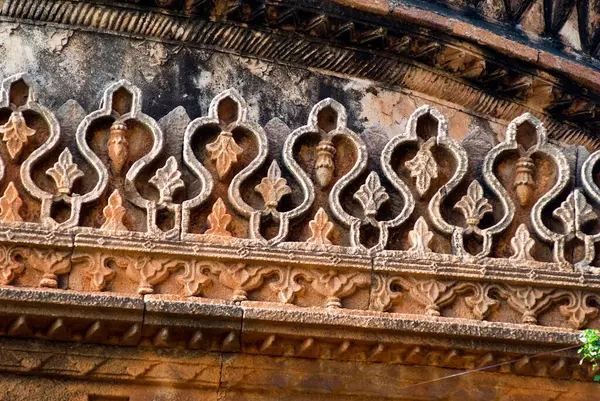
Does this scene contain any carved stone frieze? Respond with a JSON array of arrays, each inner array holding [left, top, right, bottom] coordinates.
[[0, 73, 600, 395]]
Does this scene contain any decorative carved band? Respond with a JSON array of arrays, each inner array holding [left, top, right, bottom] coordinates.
[[0, 74, 598, 384]]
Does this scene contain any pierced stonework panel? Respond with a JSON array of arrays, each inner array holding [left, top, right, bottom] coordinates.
[[3, 72, 600, 334], [182, 88, 268, 243]]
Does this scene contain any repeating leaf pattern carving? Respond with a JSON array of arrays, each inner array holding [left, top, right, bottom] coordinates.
[[1, 74, 600, 342], [0, 111, 35, 159]]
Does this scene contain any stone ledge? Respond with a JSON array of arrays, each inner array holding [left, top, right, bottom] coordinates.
[[0, 288, 595, 382]]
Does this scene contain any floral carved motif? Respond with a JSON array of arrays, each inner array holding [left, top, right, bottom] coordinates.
[[205, 198, 233, 237], [123, 256, 182, 295], [509, 224, 535, 262], [100, 190, 128, 232], [455, 181, 493, 228], [354, 172, 389, 221], [218, 263, 276, 302], [408, 217, 433, 254], [22, 248, 71, 288], [0, 182, 23, 223], [311, 270, 369, 308], [72, 252, 120, 291], [405, 138, 438, 197], [0, 245, 25, 285], [206, 131, 243, 179], [149, 156, 185, 204], [0, 75, 599, 340], [0, 111, 35, 159], [255, 161, 291, 214], [307, 208, 334, 245], [270, 266, 312, 303], [370, 273, 402, 312], [559, 291, 599, 329], [46, 148, 84, 195], [179, 261, 218, 296]]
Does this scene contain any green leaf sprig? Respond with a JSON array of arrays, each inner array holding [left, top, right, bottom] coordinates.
[[579, 329, 600, 382]]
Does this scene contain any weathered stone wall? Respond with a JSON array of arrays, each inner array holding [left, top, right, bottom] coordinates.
[[0, 22, 506, 144]]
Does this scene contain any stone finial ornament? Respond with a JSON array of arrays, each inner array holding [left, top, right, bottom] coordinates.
[[406, 137, 438, 197], [315, 139, 336, 188]]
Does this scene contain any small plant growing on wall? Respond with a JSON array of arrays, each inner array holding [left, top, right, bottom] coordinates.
[[579, 329, 600, 381]]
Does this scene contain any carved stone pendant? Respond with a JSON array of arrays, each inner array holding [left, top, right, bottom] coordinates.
[[513, 155, 535, 207], [107, 121, 129, 174], [315, 140, 336, 188], [406, 138, 438, 197]]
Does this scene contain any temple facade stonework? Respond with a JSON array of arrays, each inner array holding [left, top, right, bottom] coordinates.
[[1, 0, 600, 400]]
